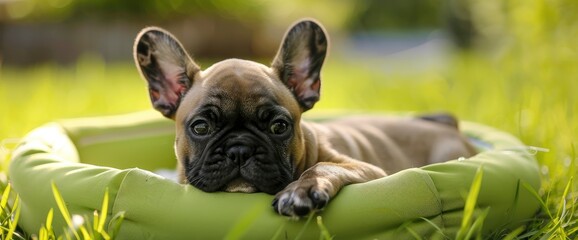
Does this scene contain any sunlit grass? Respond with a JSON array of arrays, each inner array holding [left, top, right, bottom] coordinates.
[[0, 182, 124, 239], [0, 54, 150, 140]]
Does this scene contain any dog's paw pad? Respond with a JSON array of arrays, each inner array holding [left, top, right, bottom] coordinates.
[[293, 205, 312, 216], [310, 190, 329, 209], [272, 182, 331, 218]]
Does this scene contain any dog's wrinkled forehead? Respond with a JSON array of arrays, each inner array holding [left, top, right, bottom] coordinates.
[[178, 59, 297, 118], [201, 59, 274, 87]]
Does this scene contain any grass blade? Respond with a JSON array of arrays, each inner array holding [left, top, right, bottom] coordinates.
[[464, 207, 489, 240], [46, 208, 54, 233], [557, 177, 573, 219], [270, 223, 286, 240], [0, 184, 10, 212], [39, 208, 56, 240], [78, 225, 90, 240], [522, 182, 553, 220], [404, 224, 423, 240], [108, 211, 125, 239], [501, 225, 526, 240], [51, 182, 81, 240], [457, 165, 484, 240], [39, 227, 47, 240], [419, 217, 449, 239], [294, 213, 315, 240], [224, 203, 264, 240], [6, 195, 20, 240], [406, 229, 422, 240], [316, 216, 332, 240], [93, 211, 99, 234], [97, 188, 109, 233]]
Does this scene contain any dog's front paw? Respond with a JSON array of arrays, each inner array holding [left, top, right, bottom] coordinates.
[[272, 179, 332, 218]]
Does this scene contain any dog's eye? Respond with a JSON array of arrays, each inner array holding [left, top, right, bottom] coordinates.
[[191, 120, 211, 136], [270, 120, 289, 135]]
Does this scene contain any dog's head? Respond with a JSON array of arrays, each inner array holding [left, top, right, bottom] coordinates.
[[133, 20, 328, 194]]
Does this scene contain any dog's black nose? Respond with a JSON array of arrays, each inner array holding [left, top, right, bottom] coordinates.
[[226, 145, 253, 164]]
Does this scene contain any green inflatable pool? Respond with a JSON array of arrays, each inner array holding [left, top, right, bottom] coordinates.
[[9, 111, 541, 239]]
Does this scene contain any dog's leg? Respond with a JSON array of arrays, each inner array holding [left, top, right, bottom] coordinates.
[[273, 152, 386, 218], [418, 113, 478, 163]]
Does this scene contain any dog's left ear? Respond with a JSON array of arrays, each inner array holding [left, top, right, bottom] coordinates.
[[272, 19, 328, 112]]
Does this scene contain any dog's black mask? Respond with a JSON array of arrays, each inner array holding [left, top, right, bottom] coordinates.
[[183, 104, 295, 194]]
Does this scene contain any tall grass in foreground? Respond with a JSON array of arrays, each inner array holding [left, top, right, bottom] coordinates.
[[0, 182, 124, 240]]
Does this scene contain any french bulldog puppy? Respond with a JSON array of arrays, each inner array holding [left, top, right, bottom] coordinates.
[[133, 19, 477, 218]]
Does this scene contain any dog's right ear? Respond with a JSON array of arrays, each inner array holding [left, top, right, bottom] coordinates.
[[134, 27, 201, 119], [271, 20, 328, 112]]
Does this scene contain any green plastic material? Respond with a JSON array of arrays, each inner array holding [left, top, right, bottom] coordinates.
[[9, 111, 541, 239]]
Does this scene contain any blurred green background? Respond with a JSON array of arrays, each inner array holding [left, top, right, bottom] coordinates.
[[0, 0, 577, 237]]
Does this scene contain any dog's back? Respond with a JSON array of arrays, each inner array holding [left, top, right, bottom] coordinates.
[[305, 115, 477, 173]]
